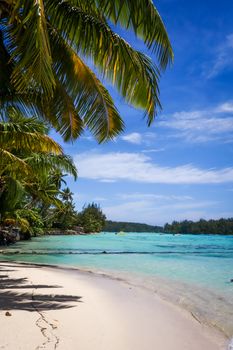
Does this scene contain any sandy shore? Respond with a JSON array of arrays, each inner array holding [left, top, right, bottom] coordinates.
[[0, 262, 228, 350]]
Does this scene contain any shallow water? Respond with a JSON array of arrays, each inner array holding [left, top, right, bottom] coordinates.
[[1, 233, 233, 337]]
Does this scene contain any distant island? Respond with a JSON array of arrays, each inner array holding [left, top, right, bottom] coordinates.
[[104, 218, 233, 235], [163, 218, 233, 235], [104, 220, 163, 233]]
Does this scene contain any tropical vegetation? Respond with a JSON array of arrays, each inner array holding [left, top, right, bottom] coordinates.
[[164, 218, 233, 235], [104, 220, 163, 233], [104, 219, 233, 234], [77, 203, 106, 233], [0, 0, 173, 142], [0, 1, 173, 242], [0, 107, 77, 238]]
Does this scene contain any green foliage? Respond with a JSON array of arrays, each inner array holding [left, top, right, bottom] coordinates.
[[19, 209, 44, 228], [105, 219, 233, 235], [164, 218, 233, 235], [0, 109, 77, 238], [51, 188, 78, 229], [16, 209, 44, 237], [77, 203, 106, 233], [104, 220, 163, 233], [0, 0, 173, 142]]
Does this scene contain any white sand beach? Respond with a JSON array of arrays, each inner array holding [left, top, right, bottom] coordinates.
[[0, 262, 227, 350]]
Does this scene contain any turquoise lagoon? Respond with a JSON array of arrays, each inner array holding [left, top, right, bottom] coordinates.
[[1, 232, 233, 338]]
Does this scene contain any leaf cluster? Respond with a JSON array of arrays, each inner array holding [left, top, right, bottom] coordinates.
[[77, 202, 106, 233], [0, 0, 173, 142]]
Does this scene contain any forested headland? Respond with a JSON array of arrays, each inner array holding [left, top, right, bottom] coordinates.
[[104, 218, 233, 235], [104, 221, 163, 233], [163, 218, 233, 235]]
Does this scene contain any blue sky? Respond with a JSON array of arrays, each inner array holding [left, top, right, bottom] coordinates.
[[54, 0, 233, 225]]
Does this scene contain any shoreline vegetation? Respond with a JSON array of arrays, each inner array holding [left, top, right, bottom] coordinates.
[[0, 262, 227, 350], [1, 216, 233, 247], [104, 218, 233, 235], [0, 0, 173, 252], [0, 202, 106, 245]]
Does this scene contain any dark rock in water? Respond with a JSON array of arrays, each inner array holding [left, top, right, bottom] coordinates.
[[103, 251, 107, 254], [5, 311, 12, 316], [47, 226, 85, 235], [230, 279, 233, 283]]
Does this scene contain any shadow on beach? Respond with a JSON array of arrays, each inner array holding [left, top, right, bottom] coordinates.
[[0, 264, 82, 312]]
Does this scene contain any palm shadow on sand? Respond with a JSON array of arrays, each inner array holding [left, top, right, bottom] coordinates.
[[0, 264, 82, 312]]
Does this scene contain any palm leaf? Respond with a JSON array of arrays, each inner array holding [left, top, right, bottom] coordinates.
[[0, 149, 30, 176], [46, 78, 84, 142], [9, 0, 55, 97], [1, 1, 173, 140], [25, 154, 78, 180], [0, 131, 62, 154], [94, 0, 173, 69], [49, 28, 124, 141], [70, 0, 173, 68], [0, 176, 25, 214], [0, 28, 13, 96], [0, 108, 62, 154], [25, 180, 63, 208], [45, 1, 162, 124]]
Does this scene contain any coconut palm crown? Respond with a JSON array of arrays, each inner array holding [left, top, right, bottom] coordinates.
[[0, 0, 173, 142], [0, 107, 77, 216]]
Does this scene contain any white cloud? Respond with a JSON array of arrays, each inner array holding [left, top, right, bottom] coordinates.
[[205, 33, 233, 78], [92, 197, 107, 201], [215, 102, 233, 113], [158, 102, 233, 143], [120, 132, 157, 146], [102, 199, 218, 225], [142, 148, 165, 153], [99, 179, 116, 183], [162, 114, 233, 134], [118, 193, 193, 201], [121, 132, 142, 144], [74, 151, 233, 184]]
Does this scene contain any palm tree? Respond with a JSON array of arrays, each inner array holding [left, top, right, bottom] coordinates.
[[60, 187, 73, 203], [0, 107, 62, 177], [50, 187, 77, 229], [0, 108, 77, 217], [0, 0, 173, 142], [24, 154, 77, 208]]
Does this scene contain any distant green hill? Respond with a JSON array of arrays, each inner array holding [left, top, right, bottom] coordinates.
[[104, 218, 233, 235], [104, 220, 163, 233], [164, 218, 233, 235]]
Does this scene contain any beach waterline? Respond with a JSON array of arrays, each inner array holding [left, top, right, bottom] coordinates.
[[0, 232, 233, 339]]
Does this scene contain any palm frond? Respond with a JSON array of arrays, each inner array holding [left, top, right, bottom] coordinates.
[[0, 107, 63, 154], [0, 149, 30, 176], [95, 0, 173, 69], [5, 107, 47, 133], [45, 1, 162, 124], [9, 0, 55, 97], [25, 154, 78, 180], [25, 180, 63, 208], [44, 78, 84, 142], [0, 176, 25, 213], [0, 91, 44, 122], [0, 131, 62, 154], [70, 0, 173, 69], [0, 29, 13, 96], [49, 28, 124, 141]]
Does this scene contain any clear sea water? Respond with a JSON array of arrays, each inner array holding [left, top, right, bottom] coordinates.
[[1, 232, 233, 338]]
